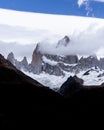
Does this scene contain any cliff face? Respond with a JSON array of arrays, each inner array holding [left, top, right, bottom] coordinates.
[[29, 36, 79, 75], [56, 35, 70, 48], [21, 56, 28, 71], [6, 36, 104, 77], [31, 43, 42, 74], [7, 52, 15, 65]]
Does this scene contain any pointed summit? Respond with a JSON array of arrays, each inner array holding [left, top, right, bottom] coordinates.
[[21, 56, 28, 71], [7, 52, 15, 65], [56, 35, 70, 48], [0, 54, 15, 69], [64, 35, 70, 43], [31, 43, 42, 74], [21, 56, 28, 66]]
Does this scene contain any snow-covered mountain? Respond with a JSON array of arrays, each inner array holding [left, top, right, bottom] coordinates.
[[1, 8, 104, 88], [7, 36, 104, 89]]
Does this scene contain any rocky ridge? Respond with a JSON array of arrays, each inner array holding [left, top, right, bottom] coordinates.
[[7, 36, 104, 77]]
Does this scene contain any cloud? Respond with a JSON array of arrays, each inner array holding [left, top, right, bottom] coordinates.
[[38, 23, 104, 58], [77, 0, 104, 16], [1, 21, 104, 61], [0, 24, 54, 44], [78, 0, 104, 7], [0, 41, 36, 62], [77, 0, 88, 7], [1, 9, 104, 61], [77, 0, 93, 16]]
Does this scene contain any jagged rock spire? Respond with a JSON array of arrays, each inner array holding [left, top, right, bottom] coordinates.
[[56, 35, 70, 48], [7, 52, 15, 65], [31, 43, 42, 74]]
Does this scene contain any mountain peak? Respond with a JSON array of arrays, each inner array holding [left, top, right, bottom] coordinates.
[[64, 35, 70, 43], [0, 54, 15, 69], [56, 35, 70, 48]]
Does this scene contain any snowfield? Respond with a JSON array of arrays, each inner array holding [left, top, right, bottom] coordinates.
[[22, 68, 104, 89], [42, 56, 57, 66]]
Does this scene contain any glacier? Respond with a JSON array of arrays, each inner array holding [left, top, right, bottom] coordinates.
[[22, 67, 104, 89]]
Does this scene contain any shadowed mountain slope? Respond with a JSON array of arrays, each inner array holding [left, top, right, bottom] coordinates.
[[1, 54, 104, 127], [0, 54, 63, 128]]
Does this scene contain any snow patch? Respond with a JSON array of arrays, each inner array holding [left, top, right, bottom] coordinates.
[[42, 56, 57, 66], [22, 68, 104, 89]]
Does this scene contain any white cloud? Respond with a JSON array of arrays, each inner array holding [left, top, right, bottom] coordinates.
[[0, 41, 36, 62], [77, 0, 88, 7], [1, 8, 104, 60], [77, 0, 93, 16], [38, 22, 104, 58], [77, 0, 104, 16], [78, 0, 104, 7], [0, 24, 57, 44]]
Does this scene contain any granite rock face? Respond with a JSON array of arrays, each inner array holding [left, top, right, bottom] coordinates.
[[7, 52, 21, 70], [59, 75, 83, 96], [6, 36, 104, 76], [78, 56, 99, 70], [56, 35, 70, 48], [7, 50, 104, 76], [7, 52, 15, 65], [7, 52, 28, 71], [21, 57, 29, 71], [31, 43, 42, 74]]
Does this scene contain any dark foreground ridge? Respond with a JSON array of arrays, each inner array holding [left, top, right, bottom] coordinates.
[[0, 54, 104, 127], [0, 54, 62, 128]]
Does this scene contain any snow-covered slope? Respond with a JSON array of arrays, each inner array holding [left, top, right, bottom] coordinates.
[[22, 68, 104, 89], [7, 47, 104, 89]]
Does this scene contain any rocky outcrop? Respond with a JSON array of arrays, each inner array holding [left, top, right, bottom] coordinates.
[[7, 52, 15, 65], [44, 54, 78, 64], [29, 37, 78, 75], [7, 52, 21, 70], [59, 75, 83, 96], [21, 56, 28, 71], [31, 43, 42, 74], [98, 72, 104, 77], [56, 35, 70, 48], [7, 52, 28, 71], [64, 55, 78, 64], [42, 62, 64, 76], [0, 54, 15, 69], [42, 54, 78, 75], [7, 49, 104, 77], [83, 68, 99, 76], [6, 36, 104, 77], [79, 56, 99, 70], [99, 58, 104, 69]]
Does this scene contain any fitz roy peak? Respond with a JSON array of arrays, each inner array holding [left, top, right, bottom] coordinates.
[[7, 36, 104, 78]]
